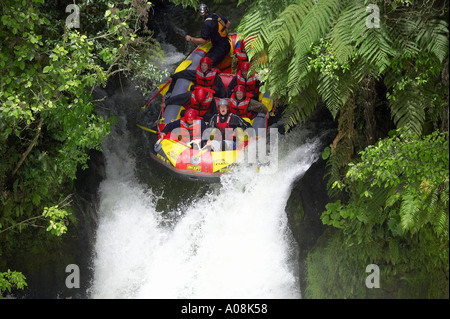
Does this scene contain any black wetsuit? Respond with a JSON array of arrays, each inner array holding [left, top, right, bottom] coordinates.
[[209, 112, 250, 150], [209, 112, 250, 131], [201, 13, 231, 67]]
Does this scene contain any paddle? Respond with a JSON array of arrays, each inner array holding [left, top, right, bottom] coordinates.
[[141, 79, 172, 110], [136, 124, 160, 134]]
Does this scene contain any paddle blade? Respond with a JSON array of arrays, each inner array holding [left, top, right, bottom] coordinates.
[[158, 82, 170, 97]]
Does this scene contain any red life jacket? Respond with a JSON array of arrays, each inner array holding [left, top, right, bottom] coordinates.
[[236, 72, 258, 94], [229, 93, 256, 119], [196, 66, 219, 88], [190, 88, 214, 117], [215, 113, 232, 132], [215, 114, 236, 141], [179, 119, 202, 143], [234, 49, 248, 72]]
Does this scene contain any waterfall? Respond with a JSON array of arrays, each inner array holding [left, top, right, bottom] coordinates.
[[86, 28, 331, 298], [88, 107, 323, 298]]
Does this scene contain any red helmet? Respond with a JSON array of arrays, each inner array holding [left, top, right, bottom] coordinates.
[[193, 86, 209, 102], [235, 85, 246, 93], [184, 108, 198, 121], [199, 56, 212, 68], [241, 61, 250, 71]]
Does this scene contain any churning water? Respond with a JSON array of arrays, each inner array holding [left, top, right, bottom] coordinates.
[[88, 109, 323, 298]]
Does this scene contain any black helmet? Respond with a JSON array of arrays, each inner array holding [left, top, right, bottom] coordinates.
[[197, 3, 209, 16]]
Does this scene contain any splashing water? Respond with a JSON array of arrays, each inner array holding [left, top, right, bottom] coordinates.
[[89, 112, 322, 299]]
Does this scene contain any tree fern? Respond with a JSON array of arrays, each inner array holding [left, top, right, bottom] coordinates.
[[387, 16, 421, 57], [236, 0, 448, 131], [416, 18, 449, 63], [236, 0, 293, 59], [317, 73, 345, 119], [328, 1, 367, 65], [284, 0, 346, 101], [266, 2, 314, 59], [357, 26, 395, 74], [292, 0, 344, 56], [400, 191, 423, 233], [388, 82, 426, 135], [283, 81, 320, 129]]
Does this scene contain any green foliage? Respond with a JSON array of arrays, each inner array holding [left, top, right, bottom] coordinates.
[[305, 229, 371, 298], [236, 0, 449, 132], [313, 130, 449, 298], [342, 130, 449, 237], [42, 206, 69, 237], [306, 225, 449, 298], [0, 270, 27, 298], [385, 50, 447, 135], [308, 38, 352, 80], [237, 2, 448, 297], [93, 1, 168, 95], [0, 0, 168, 291], [0, 0, 165, 230]]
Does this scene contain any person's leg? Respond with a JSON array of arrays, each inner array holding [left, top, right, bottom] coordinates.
[[206, 42, 231, 68]]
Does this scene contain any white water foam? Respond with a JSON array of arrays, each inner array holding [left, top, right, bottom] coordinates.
[[89, 118, 321, 299]]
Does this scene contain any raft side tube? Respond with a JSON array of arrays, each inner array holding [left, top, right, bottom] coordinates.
[[163, 50, 207, 125]]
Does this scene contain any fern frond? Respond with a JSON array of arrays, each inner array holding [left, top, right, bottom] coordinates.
[[285, 54, 310, 93], [237, 0, 292, 60], [317, 73, 343, 119], [283, 81, 320, 130], [292, 0, 346, 59], [267, 2, 314, 58], [436, 211, 449, 239], [238, 10, 268, 58], [356, 26, 394, 74], [416, 18, 449, 63], [400, 192, 421, 232], [367, 186, 391, 222], [387, 82, 426, 135], [328, 1, 367, 65], [428, 184, 449, 238], [325, 139, 353, 199], [386, 16, 421, 57]]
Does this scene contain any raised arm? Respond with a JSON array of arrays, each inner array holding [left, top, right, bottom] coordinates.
[[185, 35, 208, 46]]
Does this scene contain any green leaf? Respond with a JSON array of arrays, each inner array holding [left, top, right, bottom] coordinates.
[[43, 65, 52, 73]]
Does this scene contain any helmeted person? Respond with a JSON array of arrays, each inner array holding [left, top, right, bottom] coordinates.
[[188, 85, 217, 122], [208, 99, 250, 151], [185, 3, 231, 68], [161, 86, 217, 123], [227, 61, 261, 101], [164, 56, 226, 98], [229, 85, 269, 122], [160, 108, 207, 149], [210, 98, 250, 137]]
